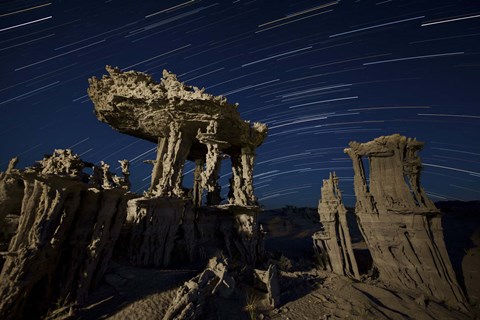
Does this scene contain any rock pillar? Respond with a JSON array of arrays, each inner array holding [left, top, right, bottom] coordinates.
[[206, 158, 222, 206], [193, 158, 204, 207], [197, 120, 227, 206], [150, 137, 168, 193], [313, 173, 359, 279], [229, 146, 256, 206], [155, 123, 192, 198], [345, 150, 376, 214], [345, 134, 467, 309]]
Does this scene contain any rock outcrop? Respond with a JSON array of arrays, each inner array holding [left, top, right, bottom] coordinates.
[[313, 172, 359, 279], [88, 66, 267, 206], [344, 134, 467, 309], [0, 150, 134, 320]]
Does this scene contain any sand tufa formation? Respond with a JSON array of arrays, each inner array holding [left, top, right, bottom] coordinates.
[[88, 66, 267, 205], [0, 150, 133, 319], [87, 67, 268, 270], [313, 172, 360, 279], [344, 134, 466, 309]]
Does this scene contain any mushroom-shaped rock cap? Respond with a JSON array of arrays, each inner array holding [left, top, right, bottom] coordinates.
[[87, 66, 268, 155]]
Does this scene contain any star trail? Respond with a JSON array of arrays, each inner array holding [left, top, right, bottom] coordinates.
[[0, 0, 479, 208]]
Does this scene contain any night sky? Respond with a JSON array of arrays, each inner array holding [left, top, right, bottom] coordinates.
[[1, 0, 479, 208]]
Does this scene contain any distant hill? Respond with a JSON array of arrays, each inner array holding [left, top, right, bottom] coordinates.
[[436, 200, 480, 215]]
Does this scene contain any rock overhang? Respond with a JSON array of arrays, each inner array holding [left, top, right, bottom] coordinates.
[[87, 66, 268, 157]]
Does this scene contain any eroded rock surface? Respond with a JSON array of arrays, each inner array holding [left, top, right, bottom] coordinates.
[[313, 172, 359, 279], [344, 134, 467, 309], [123, 201, 264, 268], [125, 197, 192, 267], [0, 150, 134, 320]]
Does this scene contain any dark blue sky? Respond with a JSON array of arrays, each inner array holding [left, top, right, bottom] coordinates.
[[1, 0, 479, 208]]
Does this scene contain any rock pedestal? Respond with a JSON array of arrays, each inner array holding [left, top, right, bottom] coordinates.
[[124, 201, 263, 268], [125, 197, 191, 267]]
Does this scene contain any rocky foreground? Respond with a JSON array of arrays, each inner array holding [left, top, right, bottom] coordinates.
[[71, 203, 480, 320]]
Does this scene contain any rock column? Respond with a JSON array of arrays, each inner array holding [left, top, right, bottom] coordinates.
[[150, 137, 168, 193], [206, 158, 222, 206], [155, 122, 192, 198], [196, 120, 227, 206], [229, 146, 257, 206], [193, 158, 204, 207], [313, 173, 359, 279], [345, 134, 467, 309]]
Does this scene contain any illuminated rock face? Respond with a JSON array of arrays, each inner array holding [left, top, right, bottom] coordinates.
[[345, 134, 467, 309], [88, 66, 267, 206], [312, 172, 359, 280], [0, 150, 133, 320]]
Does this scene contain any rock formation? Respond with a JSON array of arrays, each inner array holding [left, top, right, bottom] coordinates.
[[313, 172, 359, 279], [253, 264, 281, 308], [344, 134, 467, 309], [88, 67, 267, 268], [88, 66, 267, 205], [163, 257, 281, 320], [163, 256, 236, 320], [0, 157, 23, 255], [0, 150, 134, 320]]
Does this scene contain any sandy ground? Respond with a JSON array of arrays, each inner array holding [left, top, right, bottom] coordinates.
[[77, 263, 197, 320], [77, 264, 473, 320], [269, 269, 471, 320], [259, 206, 479, 319]]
